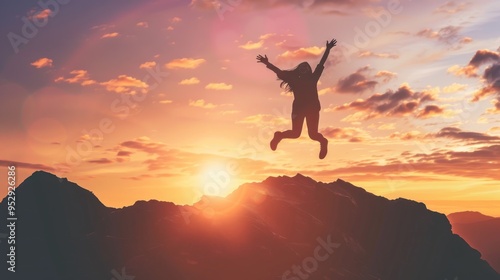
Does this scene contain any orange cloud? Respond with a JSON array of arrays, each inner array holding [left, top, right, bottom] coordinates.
[[321, 127, 370, 142], [31, 57, 53, 68], [442, 83, 467, 93], [375, 70, 397, 83], [448, 65, 477, 77], [136, 21, 149, 28], [101, 32, 119, 39], [139, 61, 157, 69], [416, 105, 446, 119], [205, 83, 233, 90], [278, 46, 324, 60], [29, 9, 52, 20], [189, 99, 216, 109], [54, 70, 96, 86], [179, 77, 200, 85], [239, 40, 264, 50], [166, 58, 206, 69], [87, 158, 114, 164], [101, 75, 148, 94]]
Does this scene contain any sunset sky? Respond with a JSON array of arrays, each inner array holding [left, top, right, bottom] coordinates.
[[1, 0, 499, 216]]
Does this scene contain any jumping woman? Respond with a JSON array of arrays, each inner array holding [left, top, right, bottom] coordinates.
[[257, 38, 337, 159]]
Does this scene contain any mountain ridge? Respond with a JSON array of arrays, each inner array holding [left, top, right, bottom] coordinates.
[[0, 170, 499, 280]]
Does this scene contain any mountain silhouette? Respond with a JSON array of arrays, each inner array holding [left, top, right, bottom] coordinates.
[[0, 171, 499, 280], [448, 211, 500, 274]]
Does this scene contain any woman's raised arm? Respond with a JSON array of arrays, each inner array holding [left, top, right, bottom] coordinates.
[[257, 54, 281, 74], [319, 38, 337, 66]]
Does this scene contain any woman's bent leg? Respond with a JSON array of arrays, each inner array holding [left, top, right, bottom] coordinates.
[[270, 112, 305, 150]]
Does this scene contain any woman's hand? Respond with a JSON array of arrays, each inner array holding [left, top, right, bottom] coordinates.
[[257, 54, 269, 65], [326, 39, 337, 50]]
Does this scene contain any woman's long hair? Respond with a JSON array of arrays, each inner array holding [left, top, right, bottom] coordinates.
[[279, 62, 311, 92]]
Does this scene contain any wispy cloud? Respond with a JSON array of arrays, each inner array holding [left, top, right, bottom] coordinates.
[[101, 75, 148, 94], [31, 57, 53, 68], [189, 99, 217, 109], [0, 160, 56, 172], [139, 61, 156, 69], [101, 32, 119, 39], [321, 127, 370, 142], [55, 70, 96, 86], [28, 9, 52, 20], [179, 77, 200, 85], [434, 1, 469, 14], [205, 82, 233, 90], [335, 66, 378, 94], [165, 58, 206, 69], [278, 46, 324, 60], [239, 40, 264, 50], [332, 84, 437, 119]]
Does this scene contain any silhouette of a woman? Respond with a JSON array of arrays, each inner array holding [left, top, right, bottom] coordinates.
[[257, 38, 336, 159]]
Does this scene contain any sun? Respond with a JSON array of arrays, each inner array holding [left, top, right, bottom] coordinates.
[[197, 161, 239, 197]]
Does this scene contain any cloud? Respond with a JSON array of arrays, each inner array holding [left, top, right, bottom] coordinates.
[[139, 61, 156, 69], [136, 21, 149, 28], [189, 99, 217, 109], [377, 123, 396, 130], [239, 40, 264, 50], [389, 131, 424, 140], [416, 25, 471, 49], [100, 75, 148, 94], [28, 9, 52, 20], [190, 0, 378, 10], [259, 33, 277, 40], [442, 83, 467, 93], [450, 48, 500, 111], [374, 70, 397, 83], [205, 82, 233, 90], [278, 46, 325, 60], [117, 150, 133, 157], [434, 127, 500, 142], [321, 127, 370, 142], [415, 105, 446, 119], [55, 70, 96, 86], [31, 57, 53, 68], [179, 77, 200, 85], [314, 144, 500, 180], [335, 66, 378, 94], [87, 158, 113, 164], [171, 17, 182, 23], [332, 84, 437, 119], [318, 88, 333, 95], [434, 1, 469, 14], [0, 160, 56, 172], [470, 49, 500, 66], [120, 136, 167, 154], [358, 51, 399, 59], [165, 58, 206, 69], [101, 32, 119, 39], [159, 100, 173, 104]]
